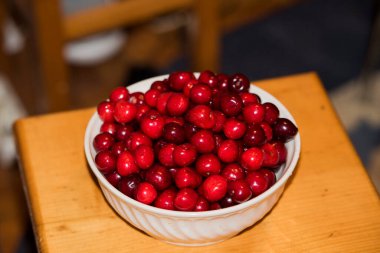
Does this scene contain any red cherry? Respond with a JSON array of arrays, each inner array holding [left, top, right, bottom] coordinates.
[[162, 122, 185, 144], [154, 188, 177, 210], [240, 92, 260, 105], [158, 143, 176, 167], [105, 171, 122, 188], [100, 122, 118, 135], [189, 83, 212, 104], [168, 71, 195, 91], [190, 129, 215, 153], [95, 150, 116, 174], [144, 88, 161, 107], [128, 92, 145, 105], [261, 142, 280, 168], [272, 118, 298, 142], [263, 102, 280, 124], [186, 105, 215, 129], [156, 92, 173, 114], [243, 103, 265, 124], [115, 124, 134, 141], [246, 171, 269, 197], [116, 150, 139, 176], [195, 153, 221, 176], [136, 182, 157, 205], [113, 100, 137, 123], [174, 167, 202, 189], [109, 86, 129, 102], [272, 141, 287, 164], [145, 164, 172, 191], [220, 195, 235, 208], [212, 110, 226, 132], [93, 132, 115, 152], [223, 118, 247, 140], [151, 79, 169, 92], [240, 147, 264, 171], [202, 175, 227, 202], [119, 174, 142, 198], [110, 141, 127, 156], [166, 92, 189, 116], [216, 73, 229, 90], [217, 139, 239, 163], [220, 93, 243, 117], [173, 143, 197, 167], [229, 73, 250, 93], [97, 100, 114, 122], [198, 70, 218, 88], [134, 145, 154, 169], [227, 179, 252, 203], [243, 124, 266, 147], [140, 110, 165, 139], [194, 196, 210, 211], [174, 188, 198, 211], [260, 121, 273, 141], [259, 168, 276, 187], [221, 163, 245, 181], [126, 132, 152, 151]]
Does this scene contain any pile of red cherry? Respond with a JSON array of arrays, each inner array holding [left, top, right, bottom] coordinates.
[[93, 70, 298, 211]]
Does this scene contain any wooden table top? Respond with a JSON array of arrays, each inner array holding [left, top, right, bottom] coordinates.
[[14, 72, 380, 252]]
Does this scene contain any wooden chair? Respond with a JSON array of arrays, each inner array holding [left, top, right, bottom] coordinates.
[[29, 0, 220, 112]]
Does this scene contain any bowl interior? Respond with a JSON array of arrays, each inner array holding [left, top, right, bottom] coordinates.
[[84, 74, 301, 217]]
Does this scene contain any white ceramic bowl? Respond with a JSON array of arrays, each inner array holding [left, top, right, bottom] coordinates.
[[84, 74, 301, 246]]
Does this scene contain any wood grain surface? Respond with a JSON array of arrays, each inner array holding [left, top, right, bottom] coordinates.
[[14, 72, 380, 252]]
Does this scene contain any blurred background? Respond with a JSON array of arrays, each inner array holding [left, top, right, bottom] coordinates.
[[0, 0, 379, 252]]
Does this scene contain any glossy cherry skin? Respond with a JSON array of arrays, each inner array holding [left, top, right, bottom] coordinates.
[[220, 93, 243, 117], [128, 92, 145, 105], [166, 93, 189, 116], [272, 141, 287, 164], [144, 88, 161, 107], [263, 102, 280, 124], [156, 92, 173, 114], [227, 179, 252, 203], [221, 163, 245, 181], [145, 164, 172, 191], [111, 141, 127, 156], [158, 143, 176, 167], [118, 174, 142, 198], [243, 103, 265, 124], [243, 124, 266, 147], [194, 196, 210, 211], [223, 118, 247, 140], [126, 132, 152, 151], [109, 86, 129, 102], [105, 171, 122, 188], [198, 70, 218, 88], [216, 73, 229, 90], [100, 122, 118, 136], [190, 129, 215, 153], [261, 142, 280, 168], [93, 132, 115, 152], [134, 145, 155, 169], [260, 168, 276, 187], [220, 194, 235, 208], [189, 83, 212, 104], [154, 188, 177, 210], [97, 100, 114, 122], [212, 110, 226, 132], [162, 122, 185, 144], [135, 182, 157, 205], [151, 79, 169, 92], [186, 105, 215, 129], [115, 124, 134, 141], [195, 153, 222, 176], [217, 139, 239, 163], [240, 92, 261, 105], [174, 188, 199, 211], [174, 167, 202, 189], [139, 110, 165, 139], [116, 150, 139, 176], [173, 143, 197, 167], [246, 171, 269, 197], [95, 150, 116, 174], [272, 118, 298, 142], [202, 175, 228, 202], [240, 147, 264, 171], [168, 71, 195, 91], [229, 73, 250, 93], [113, 100, 137, 123]]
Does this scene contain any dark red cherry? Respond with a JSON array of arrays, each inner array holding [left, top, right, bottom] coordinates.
[[272, 118, 298, 142], [229, 73, 250, 93]]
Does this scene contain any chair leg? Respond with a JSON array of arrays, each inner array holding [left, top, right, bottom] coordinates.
[[191, 0, 220, 73], [30, 0, 70, 112]]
